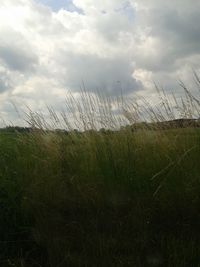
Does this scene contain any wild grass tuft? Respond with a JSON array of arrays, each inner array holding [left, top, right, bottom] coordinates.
[[1, 79, 200, 266]]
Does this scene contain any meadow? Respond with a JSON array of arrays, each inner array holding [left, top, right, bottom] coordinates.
[[1, 83, 200, 267]]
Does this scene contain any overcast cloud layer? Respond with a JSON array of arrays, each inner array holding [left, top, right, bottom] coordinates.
[[0, 0, 200, 125]]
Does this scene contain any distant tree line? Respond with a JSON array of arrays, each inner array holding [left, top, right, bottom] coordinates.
[[118, 119, 200, 132], [0, 119, 200, 134]]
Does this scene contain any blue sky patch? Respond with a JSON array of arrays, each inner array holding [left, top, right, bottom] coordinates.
[[36, 0, 83, 13], [115, 1, 135, 21]]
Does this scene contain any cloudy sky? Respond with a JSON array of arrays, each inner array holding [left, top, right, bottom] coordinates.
[[0, 0, 200, 125]]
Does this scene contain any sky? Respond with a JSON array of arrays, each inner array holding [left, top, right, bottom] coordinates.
[[0, 0, 200, 126]]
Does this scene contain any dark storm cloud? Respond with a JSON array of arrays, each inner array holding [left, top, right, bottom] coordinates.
[[58, 52, 142, 95], [134, 0, 200, 74], [149, 8, 200, 53], [0, 45, 38, 72], [0, 28, 38, 73]]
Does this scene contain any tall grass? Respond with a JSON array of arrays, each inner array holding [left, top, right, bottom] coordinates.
[[1, 79, 200, 266]]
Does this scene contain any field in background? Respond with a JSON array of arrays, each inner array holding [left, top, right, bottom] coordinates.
[[1, 82, 200, 266]]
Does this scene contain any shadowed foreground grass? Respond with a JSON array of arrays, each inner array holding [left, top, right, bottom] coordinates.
[[1, 86, 200, 266]]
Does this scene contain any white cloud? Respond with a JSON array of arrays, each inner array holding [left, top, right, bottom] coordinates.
[[73, 0, 126, 14], [0, 0, 199, 125]]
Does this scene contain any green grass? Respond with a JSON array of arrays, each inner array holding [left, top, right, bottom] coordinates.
[[1, 85, 200, 266]]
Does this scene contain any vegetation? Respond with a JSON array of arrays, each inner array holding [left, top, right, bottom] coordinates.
[[1, 81, 200, 266]]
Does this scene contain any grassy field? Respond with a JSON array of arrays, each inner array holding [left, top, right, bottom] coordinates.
[[1, 87, 200, 266]]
